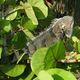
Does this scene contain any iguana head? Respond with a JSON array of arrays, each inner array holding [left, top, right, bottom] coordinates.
[[61, 16, 74, 38], [52, 16, 74, 39]]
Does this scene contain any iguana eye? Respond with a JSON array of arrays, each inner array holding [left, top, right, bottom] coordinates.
[[61, 23, 66, 30]]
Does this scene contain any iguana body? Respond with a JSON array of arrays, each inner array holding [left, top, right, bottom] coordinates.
[[12, 16, 74, 62], [27, 16, 74, 56]]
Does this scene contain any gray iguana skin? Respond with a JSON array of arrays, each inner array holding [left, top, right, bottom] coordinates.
[[27, 16, 74, 56]]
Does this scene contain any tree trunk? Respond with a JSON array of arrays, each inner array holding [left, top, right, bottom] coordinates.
[[74, 0, 80, 26]]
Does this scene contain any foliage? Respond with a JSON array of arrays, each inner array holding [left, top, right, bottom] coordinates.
[[31, 40, 65, 74], [0, 65, 26, 77], [47, 68, 76, 80], [32, 69, 76, 80], [0, 0, 80, 80]]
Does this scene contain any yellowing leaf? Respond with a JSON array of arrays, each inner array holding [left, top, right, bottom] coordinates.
[[38, 70, 54, 80], [6, 11, 17, 21], [72, 36, 79, 42], [23, 29, 35, 40], [28, 0, 48, 19], [75, 54, 80, 60], [22, 2, 38, 25]]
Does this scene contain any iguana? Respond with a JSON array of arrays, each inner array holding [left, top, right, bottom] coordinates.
[[25, 16, 74, 58], [12, 16, 74, 62]]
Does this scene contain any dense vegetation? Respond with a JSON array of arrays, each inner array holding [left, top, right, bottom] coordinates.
[[0, 0, 80, 80]]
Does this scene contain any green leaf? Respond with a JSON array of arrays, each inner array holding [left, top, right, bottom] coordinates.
[[25, 72, 34, 80], [0, 47, 2, 59], [21, 2, 38, 25], [28, 0, 48, 19], [0, 65, 26, 77], [22, 17, 37, 31], [0, 20, 11, 32], [47, 68, 76, 80], [19, 78, 23, 80], [31, 41, 64, 75], [44, 48, 57, 69], [78, 40, 80, 53], [73, 27, 80, 39], [72, 36, 79, 42], [31, 47, 56, 75], [49, 40, 65, 60], [31, 48, 48, 74], [38, 70, 54, 80], [0, 0, 5, 4], [6, 11, 17, 21], [0, 38, 3, 46], [33, 77, 39, 80], [23, 29, 35, 40], [75, 54, 80, 60], [12, 31, 27, 49]]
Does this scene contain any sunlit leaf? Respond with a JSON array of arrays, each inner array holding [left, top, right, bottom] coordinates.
[[75, 54, 80, 60], [23, 29, 35, 40], [6, 11, 17, 21], [0, 65, 26, 77], [31, 47, 56, 75], [72, 36, 79, 42], [0, 20, 11, 32], [31, 41, 65, 75], [47, 68, 76, 80], [21, 2, 38, 25], [38, 70, 54, 80], [31, 48, 49, 74], [28, 0, 48, 19]]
